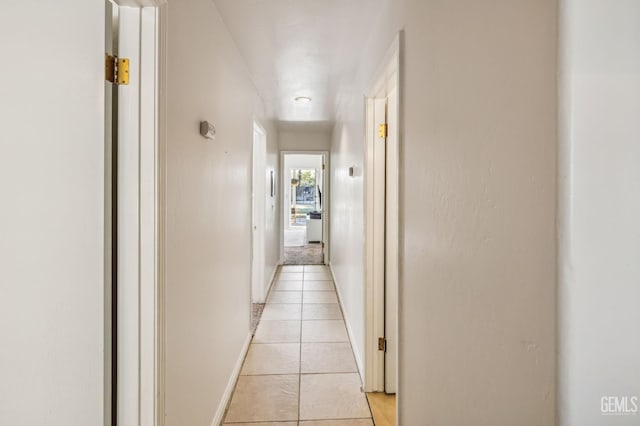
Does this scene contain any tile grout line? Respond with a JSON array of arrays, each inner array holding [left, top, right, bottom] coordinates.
[[297, 267, 306, 423], [239, 370, 359, 377], [234, 265, 369, 425], [227, 265, 348, 425]]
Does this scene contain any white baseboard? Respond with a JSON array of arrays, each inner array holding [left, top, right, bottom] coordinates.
[[265, 263, 280, 299], [329, 264, 365, 383], [210, 332, 252, 426]]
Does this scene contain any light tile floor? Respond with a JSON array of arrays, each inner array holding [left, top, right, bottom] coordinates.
[[223, 265, 373, 425]]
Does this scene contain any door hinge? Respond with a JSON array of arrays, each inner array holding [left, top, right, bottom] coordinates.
[[378, 337, 387, 352], [378, 123, 388, 139], [321, 242, 325, 248], [105, 54, 130, 85], [322, 164, 326, 171]]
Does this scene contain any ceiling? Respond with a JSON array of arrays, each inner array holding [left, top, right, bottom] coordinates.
[[213, 0, 387, 123]]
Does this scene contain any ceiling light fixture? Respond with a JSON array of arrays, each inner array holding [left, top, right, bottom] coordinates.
[[294, 96, 312, 103]]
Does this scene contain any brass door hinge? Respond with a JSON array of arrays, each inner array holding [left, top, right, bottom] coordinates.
[[105, 54, 130, 85], [378, 123, 388, 139], [378, 337, 387, 352]]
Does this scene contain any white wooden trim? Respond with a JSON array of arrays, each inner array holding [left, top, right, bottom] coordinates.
[[264, 262, 280, 302], [363, 34, 400, 395], [363, 96, 379, 392], [260, 265, 281, 318], [322, 152, 330, 263], [108, 2, 166, 425], [103, 4, 115, 425], [252, 121, 268, 303], [155, 2, 168, 424], [139, 6, 158, 424], [210, 333, 253, 426], [117, 9, 142, 424], [364, 97, 387, 393]]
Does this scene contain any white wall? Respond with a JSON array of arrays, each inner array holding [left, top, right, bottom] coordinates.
[[559, 1, 640, 424], [0, 1, 105, 425], [284, 154, 324, 170], [330, 94, 367, 374], [165, 0, 279, 424], [331, 1, 557, 424], [278, 122, 332, 151]]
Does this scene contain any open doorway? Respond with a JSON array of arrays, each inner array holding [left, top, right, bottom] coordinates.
[[251, 121, 268, 332], [281, 152, 328, 265]]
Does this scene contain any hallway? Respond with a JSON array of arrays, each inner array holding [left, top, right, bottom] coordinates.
[[223, 265, 372, 425], [4, 1, 640, 425]]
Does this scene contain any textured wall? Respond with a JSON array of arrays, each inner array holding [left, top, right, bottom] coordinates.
[[331, 1, 558, 424]]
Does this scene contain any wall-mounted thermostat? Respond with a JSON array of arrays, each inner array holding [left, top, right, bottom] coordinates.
[[199, 121, 216, 140]]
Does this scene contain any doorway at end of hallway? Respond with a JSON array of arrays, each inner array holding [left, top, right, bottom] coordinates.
[[281, 152, 328, 265]]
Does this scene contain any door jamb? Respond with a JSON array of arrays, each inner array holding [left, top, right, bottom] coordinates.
[[279, 150, 330, 264], [105, 1, 167, 425], [251, 120, 268, 304], [363, 33, 400, 396]]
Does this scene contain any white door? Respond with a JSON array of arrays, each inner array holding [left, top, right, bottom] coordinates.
[[252, 123, 267, 303]]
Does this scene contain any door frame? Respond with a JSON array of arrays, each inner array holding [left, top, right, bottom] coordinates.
[[363, 33, 400, 396], [105, 1, 168, 425], [279, 150, 330, 264], [251, 121, 268, 303]]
